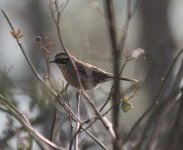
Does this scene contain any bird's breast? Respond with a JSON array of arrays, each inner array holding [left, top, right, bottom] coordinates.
[[58, 64, 97, 90]]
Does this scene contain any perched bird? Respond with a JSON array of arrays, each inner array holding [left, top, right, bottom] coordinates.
[[50, 53, 138, 90]]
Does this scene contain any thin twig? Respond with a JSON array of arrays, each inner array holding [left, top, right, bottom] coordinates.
[[136, 87, 183, 150], [74, 90, 81, 150], [50, 104, 57, 141], [1, 9, 57, 97], [0, 107, 57, 144], [69, 116, 100, 150], [50, 0, 116, 139], [102, 85, 141, 116], [2, 9, 107, 150], [123, 49, 183, 144], [167, 88, 183, 150], [105, 0, 139, 148], [64, 89, 74, 139], [99, 58, 131, 112], [119, 0, 132, 52], [146, 60, 183, 150], [0, 94, 64, 150], [69, 127, 82, 150]]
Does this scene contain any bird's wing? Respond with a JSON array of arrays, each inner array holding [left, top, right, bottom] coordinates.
[[75, 60, 139, 83], [76, 60, 112, 83]]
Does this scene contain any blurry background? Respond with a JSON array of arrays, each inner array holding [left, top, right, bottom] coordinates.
[[0, 0, 183, 149]]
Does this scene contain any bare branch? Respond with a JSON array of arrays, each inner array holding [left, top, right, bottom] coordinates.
[[1, 9, 107, 149], [49, 0, 116, 139], [124, 49, 183, 144], [0, 94, 64, 150]]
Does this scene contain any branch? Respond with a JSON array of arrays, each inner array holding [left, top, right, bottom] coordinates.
[[105, 0, 121, 149], [50, 0, 116, 139], [0, 94, 64, 150], [1, 9, 107, 150], [74, 90, 81, 150], [124, 49, 183, 144]]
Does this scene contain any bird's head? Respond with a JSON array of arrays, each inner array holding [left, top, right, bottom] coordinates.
[[49, 53, 70, 65]]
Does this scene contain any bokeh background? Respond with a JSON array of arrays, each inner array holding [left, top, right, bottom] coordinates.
[[0, 0, 183, 149]]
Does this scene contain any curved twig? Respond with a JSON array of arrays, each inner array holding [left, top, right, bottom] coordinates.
[[50, 0, 116, 139], [0, 94, 64, 150], [123, 49, 183, 144], [2, 8, 108, 150]]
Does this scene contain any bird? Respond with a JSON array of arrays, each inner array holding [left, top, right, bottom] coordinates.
[[50, 53, 139, 90]]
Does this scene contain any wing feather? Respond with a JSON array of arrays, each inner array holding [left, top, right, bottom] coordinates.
[[75, 60, 112, 84]]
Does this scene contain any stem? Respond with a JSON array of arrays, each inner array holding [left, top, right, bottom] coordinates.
[[123, 49, 183, 144], [74, 90, 81, 150], [51, 1, 115, 139], [0, 94, 63, 150], [105, 0, 121, 149], [50, 104, 57, 141], [2, 9, 107, 150], [100, 58, 131, 112]]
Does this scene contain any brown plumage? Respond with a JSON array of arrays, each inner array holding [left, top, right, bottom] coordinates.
[[50, 53, 138, 90]]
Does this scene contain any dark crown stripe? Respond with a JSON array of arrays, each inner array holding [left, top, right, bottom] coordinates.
[[55, 58, 70, 64], [55, 53, 68, 58]]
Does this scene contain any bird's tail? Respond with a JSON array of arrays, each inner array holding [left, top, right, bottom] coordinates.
[[109, 75, 139, 83], [119, 77, 139, 83]]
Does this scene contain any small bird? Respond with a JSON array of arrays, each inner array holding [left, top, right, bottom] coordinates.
[[50, 53, 138, 90]]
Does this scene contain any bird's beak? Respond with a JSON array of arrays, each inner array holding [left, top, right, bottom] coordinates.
[[49, 60, 55, 63]]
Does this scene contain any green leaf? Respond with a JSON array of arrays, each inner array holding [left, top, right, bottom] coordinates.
[[121, 97, 133, 113]]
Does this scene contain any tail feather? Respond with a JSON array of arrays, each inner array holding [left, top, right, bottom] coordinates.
[[119, 77, 139, 83], [109, 75, 139, 83]]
